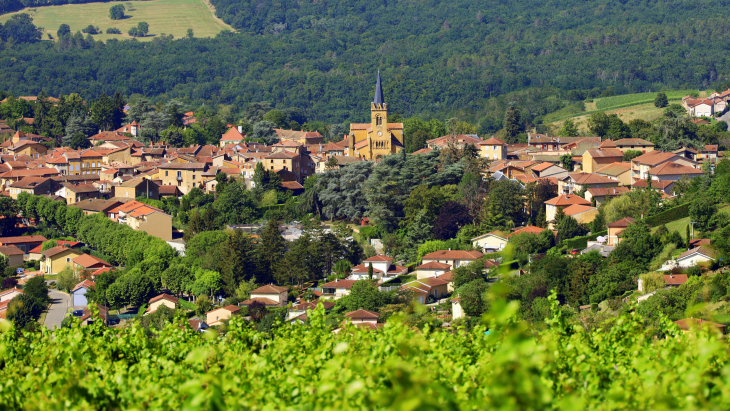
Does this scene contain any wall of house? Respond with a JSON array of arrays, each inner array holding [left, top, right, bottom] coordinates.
[[416, 269, 446, 280], [128, 212, 173, 242], [473, 235, 507, 251], [480, 145, 506, 160], [569, 208, 599, 225], [206, 309, 233, 325], [250, 292, 287, 306], [43, 250, 81, 275], [3, 253, 23, 267], [72, 288, 88, 306], [149, 299, 176, 313], [159, 168, 203, 194], [452, 300, 464, 319]]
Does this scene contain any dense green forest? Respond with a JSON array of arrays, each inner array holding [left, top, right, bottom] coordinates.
[[1, 0, 730, 127]]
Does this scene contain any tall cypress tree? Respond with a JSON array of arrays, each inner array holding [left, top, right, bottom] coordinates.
[[220, 230, 258, 295], [257, 219, 285, 283]]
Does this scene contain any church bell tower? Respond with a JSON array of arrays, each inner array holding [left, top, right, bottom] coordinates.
[[370, 71, 389, 151]]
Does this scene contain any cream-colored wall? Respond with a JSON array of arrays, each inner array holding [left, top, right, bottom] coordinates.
[[128, 212, 172, 242], [2, 253, 23, 267], [149, 299, 176, 313], [250, 291, 287, 306], [159, 168, 204, 194], [480, 145, 506, 160], [472, 234, 508, 251], [104, 147, 133, 165], [415, 269, 447, 280], [42, 250, 82, 275], [569, 208, 599, 225], [206, 308, 235, 326], [452, 300, 464, 319], [546, 204, 558, 223]]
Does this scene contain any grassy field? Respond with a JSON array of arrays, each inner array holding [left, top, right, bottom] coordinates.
[[655, 204, 730, 238], [594, 90, 699, 111], [0, 0, 233, 42]]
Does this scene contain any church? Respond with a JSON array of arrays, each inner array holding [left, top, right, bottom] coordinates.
[[347, 72, 404, 160]]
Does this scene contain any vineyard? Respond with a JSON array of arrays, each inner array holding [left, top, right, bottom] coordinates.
[[1, 297, 730, 409], [594, 90, 698, 111]]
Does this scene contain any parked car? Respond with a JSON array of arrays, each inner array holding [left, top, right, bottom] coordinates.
[[570, 249, 579, 255], [72, 310, 84, 317]]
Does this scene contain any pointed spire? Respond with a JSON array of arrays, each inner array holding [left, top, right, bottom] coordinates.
[[373, 70, 384, 105]]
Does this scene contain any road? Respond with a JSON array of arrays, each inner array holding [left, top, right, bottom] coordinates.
[[45, 289, 70, 330]]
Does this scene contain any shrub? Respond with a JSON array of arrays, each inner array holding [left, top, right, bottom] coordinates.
[[106, 28, 122, 34], [644, 202, 692, 226], [81, 25, 99, 35]]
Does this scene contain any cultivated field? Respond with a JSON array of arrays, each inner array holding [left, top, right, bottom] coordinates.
[[0, 0, 233, 41], [594, 90, 699, 111]]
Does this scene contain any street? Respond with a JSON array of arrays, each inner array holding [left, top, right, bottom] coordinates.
[[45, 289, 69, 330]]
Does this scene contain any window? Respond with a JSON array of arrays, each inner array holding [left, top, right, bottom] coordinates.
[[493, 145, 497, 150], [165, 171, 168, 177], [192, 175, 196, 180], [66, 257, 71, 262]]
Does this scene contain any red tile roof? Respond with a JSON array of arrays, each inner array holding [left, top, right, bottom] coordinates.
[[562, 204, 596, 216], [72, 254, 112, 269], [421, 250, 483, 260], [0, 235, 47, 245], [321, 279, 359, 289], [664, 274, 688, 286], [240, 297, 280, 306], [71, 280, 95, 292], [508, 225, 546, 237], [607, 217, 636, 228], [545, 194, 591, 206], [251, 284, 288, 294], [363, 255, 394, 262], [648, 161, 703, 176], [416, 261, 452, 270], [149, 293, 179, 304], [344, 309, 379, 319]]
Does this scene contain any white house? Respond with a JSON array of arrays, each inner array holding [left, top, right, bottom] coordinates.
[[471, 231, 509, 252], [320, 279, 358, 299], [0, 287, 23, 303], [659, 246, 716, 271], [240, 284, 289, 307], [71, 280, 95, 307], [451, 297, 465, 320], [348, 255, 407, 281], [421, 250, 484, 270], [415, 261, 451, 279]]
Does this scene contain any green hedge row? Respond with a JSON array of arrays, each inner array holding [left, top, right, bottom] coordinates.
[[561, 230, 608, 250], [645, 202, 692, 227]]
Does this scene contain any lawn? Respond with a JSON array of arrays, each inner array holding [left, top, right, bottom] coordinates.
[[551, 102, 684, 134], [654, 204, 730, 239], [0, 0, 233, 42], [594, 90, 699, 111]]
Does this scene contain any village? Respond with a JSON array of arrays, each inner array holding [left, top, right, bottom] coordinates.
[[0, 79, 727, 335]]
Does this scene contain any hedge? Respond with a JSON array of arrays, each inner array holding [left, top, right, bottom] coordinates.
[[645, 202, 692, 227], [561, 230, 608, 250]]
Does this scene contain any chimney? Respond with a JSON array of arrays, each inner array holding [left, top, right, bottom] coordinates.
[[238, 126, 242, 133]]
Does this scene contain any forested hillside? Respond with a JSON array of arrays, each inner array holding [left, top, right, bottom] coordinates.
[[1, 0, 730, 126]]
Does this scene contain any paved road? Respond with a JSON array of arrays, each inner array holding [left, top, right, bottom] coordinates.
[[45, 289, 70, 330]]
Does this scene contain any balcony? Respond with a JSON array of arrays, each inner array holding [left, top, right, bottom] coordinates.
[[176, 175, 183, 181]]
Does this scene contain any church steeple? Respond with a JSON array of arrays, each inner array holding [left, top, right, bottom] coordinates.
[[373, 70, 384, 105]]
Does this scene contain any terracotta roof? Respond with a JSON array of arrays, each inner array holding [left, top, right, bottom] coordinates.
[[265, 151, 298, 159], [416, 261, 452, 270], [598, 139, 617, 148], [562, 204, 596, 216], [569, 173, 617, 185], [344, 309, 380, 319], [678, 246, 716, 261], [42, 245, 78, 258], [481, 137, 505, 145], [631, 179, 674, 189], [674, 318, 726, 330], [158, 162, 206, 170], [544, 194, 591, 206], [220, 127, 245, 142], [664, 274, 688, 286], [607, 217, 636, 228], [421, 250, 483, 260], [281, 181, 304, 190], [613, 138, 654, 146], [64, 183, 98, 193], [586, 148, 624, 158], [0, 235, 47, 245], [531, 162, 556, 172], [240, 297, 279, 306], [251, 284, 288, 294], [9, 177, 50, 189], [206, 305, 242, 314], [632, 151, 677, 166], [594, 162, 631, 176], [0, 245, 24, 256], [72, 254, 112, 268], [689, 239, 712, 247], [0, 168, 59, 178], [71, 280, 96, 292], [71, 199, 123, 213], [149, 294, 179, 304], [436, 271, 454, 281], [648, 161, 703, 176], [321, 279, 359, 289], [0, 288, 23, 298], [508, 225, 546, 237], [704, 145, 719, 151]]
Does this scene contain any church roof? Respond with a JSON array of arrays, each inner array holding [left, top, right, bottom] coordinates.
[[373, 71, 384, 105]]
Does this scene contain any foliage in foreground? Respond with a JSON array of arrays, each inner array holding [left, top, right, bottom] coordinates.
[[1, 296, 730, 410]]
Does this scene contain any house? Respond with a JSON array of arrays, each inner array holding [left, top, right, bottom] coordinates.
[[40, 246, 83, 275], [613, 138, 655, 153], [219, 127, 245, 147], [559, 173, 620, 195], [684, 98, 717, 117], [659, 246, 716, 271], [415, 261, 452, 280], [71, 199, 124, 217], [594, 162, 633, 186], [114, 178, 160, 200], [287, 300, 335, 320], [700, 145, 719, 163], [72, 254, 113, 273], [28, 240, 82, 261], [607, 217, 636, 246], [349, 255, 407, 281], [479, 137, 507, 160], [562, 204, 599, 224], [585, 187, 630, 206], [451, 297, 464, 320], [401, 277, 450, 303], [70, 280, 95, 306], [147, 294, 178, 314], [664, 274, 688, 288], [529, 162, 569, 179], [188, 318, 209, 332], [631, 151, 698, 181], [0, 235, 47, 255], [158, 185, 182, 199], [0, 245, 24, 267], [674, 318, 726, 333], [8, 177, 52, 199], [342, 309, 380, 330], [544, 195, 591, 227], [78, 303, 110, 326], [420, 250, 484, 270], [471, 230, 509, 252], [239, 284, 289, 307], [158, 162, 207, 194], [582, 141, 624, 173], [631, 179, 675, 195], [116, 201, 173, 241], [436, 270, 455, 292], [206, 305, 241, 326], [320, 279, 358, 299], [61, 184, 100, 204], [0, 287, 23, 303], [648, 161, 704, 182]]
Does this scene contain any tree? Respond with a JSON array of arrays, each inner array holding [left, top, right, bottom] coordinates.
[[332, 260, 352, 279], [483, 180, 525, 227], [433, 201, 473, 240], [557, 215, 586, 243], [452, 258, 487, 289], [190, 269, 221, 298], [110, 5, 126, 20], [257, 219, 285, 283], [325, 156, 339, 171], [187, 28, 194, 38], [195, 295, 213, 317], [248, 300, 268, 322], [250, 121, 277, 144], [559, 153, 573, 171], [3, 14, 41, 43], [7, 294, 42, 329], [161, 263, 194, 297], [587, 112, 610, 137], [57, 268, 78, 292], [235, 278, 258, 301], [106, 272, 154, 308], [137, 22, 149, 36], [57, 24, 71, 37], [458, 279, 488, 317], [23, 276, 49, 306], [341, 280, 384, 312], [219, 230, 258, 296], [654, 92, 669, 108], [503, 106, 522, 142], [622, 150, 643, 162], [560, 118, 579, 137], [689, 195, 717, 232]]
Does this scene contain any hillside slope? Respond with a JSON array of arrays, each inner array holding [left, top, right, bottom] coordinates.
[[0, 0, 729, 125]]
